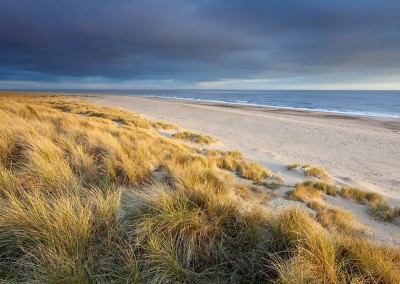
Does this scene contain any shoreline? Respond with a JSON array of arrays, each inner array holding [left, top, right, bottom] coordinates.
[[2, 90, 399, 120], [143, 95, 400, 131], [140, 95, 400, 119]]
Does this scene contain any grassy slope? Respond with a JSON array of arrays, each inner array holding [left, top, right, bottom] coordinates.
[[0, 93, 399, 283]]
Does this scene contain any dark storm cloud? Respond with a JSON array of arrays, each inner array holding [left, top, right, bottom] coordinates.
[[0, 0, 399, 85]]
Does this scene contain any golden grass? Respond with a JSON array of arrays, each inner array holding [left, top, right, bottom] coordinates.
[[271, 209, 400, 284], [233, 182, 278, 204], [194, 149, 272, 182], [340, 187, 384, 204], [369, 202, 400, 221], [292, 181, 400, 223], [172, 131, 218, 144], [340, 187, 400, 221], [287, 181, 325, 203], [286, 163, 330, 179], [286, 162, 301, 170], [0, 92, 399, 283], [253, 180, 284, 189], [305, 166, 330, 179], [307, 201, 365, 235]]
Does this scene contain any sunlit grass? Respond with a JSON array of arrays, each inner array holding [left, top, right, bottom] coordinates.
[[286, 163, 330, 179], [0, 92, 399, 283], [307, 201, 365, 235], [305, 167, 330, 179], [172, 131, 218, 144], [291, 181, 400, 223], [287, 181, 325, 202]]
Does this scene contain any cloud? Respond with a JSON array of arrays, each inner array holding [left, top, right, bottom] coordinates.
[[197, 78, 277, 88], [0, 0, 399, 88]]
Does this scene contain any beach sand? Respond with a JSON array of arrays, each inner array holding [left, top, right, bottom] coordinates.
[[84, 94, 400, 244]]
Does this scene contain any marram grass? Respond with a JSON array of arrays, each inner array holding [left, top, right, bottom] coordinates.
[[286, 163, 330, 180], [172, 131, 218, 144], [0, 92, 399, 283], [290, 180, 400, 222]]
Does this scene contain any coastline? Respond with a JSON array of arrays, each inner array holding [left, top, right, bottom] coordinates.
[[82, 94, 400, 201], [141, 94, 400, 119]]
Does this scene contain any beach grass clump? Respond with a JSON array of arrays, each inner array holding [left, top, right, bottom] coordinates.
[[253, 180, 284, 190], [1, 93, 400, 283], [368, 201, 400, 222], [339, 187, 384, 205], [286, 163, 330, 180], [313, 181, 339, 196], [291, 181, 400, 223], [338, 187, 400, 221], [202, 150, 272, 182], [286, 162, 302, 170], [223, 150, 244, 159], [305, 166, 330, 179], [152, 121, 178, 130], [307, 201, 365, 235], [236, 161, 271, 181], [287, 181, 325, 202], [172, 131, 218, 144]]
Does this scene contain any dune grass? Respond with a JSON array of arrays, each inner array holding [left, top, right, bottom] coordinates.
[[305, 167, 330, 179], [172, 131, 218, 144], [338, 187, 400, 221], [286, 162, 302, 170], [0, 92, 399, 283], [287, 181, 325, 203], [192, 149, 273, 182], [292, 181, 400, 222], [286, 163, 330, 179], [307, 201, 365, 235]]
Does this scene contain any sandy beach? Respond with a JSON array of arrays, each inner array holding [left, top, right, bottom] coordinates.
[[82, 94, 400, 244], [86, 95, 400, 200]]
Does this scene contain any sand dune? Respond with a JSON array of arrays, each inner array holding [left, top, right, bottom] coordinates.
[[86, 95, 400, 200], [83, 94, 400, 244]]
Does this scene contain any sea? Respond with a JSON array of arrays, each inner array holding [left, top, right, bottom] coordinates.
[[14, 89, 400, 119]]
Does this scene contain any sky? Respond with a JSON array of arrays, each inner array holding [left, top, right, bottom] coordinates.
[[0, 0, 400, 90]]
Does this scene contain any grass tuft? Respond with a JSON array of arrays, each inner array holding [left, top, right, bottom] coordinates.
[[286, 163, 330, 180], [286, 163, 301, 170], [291, 181, 400, 223], [172, 131, 218, 144], [305, 167, 330, 179], [287, 181, 325, 202]]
